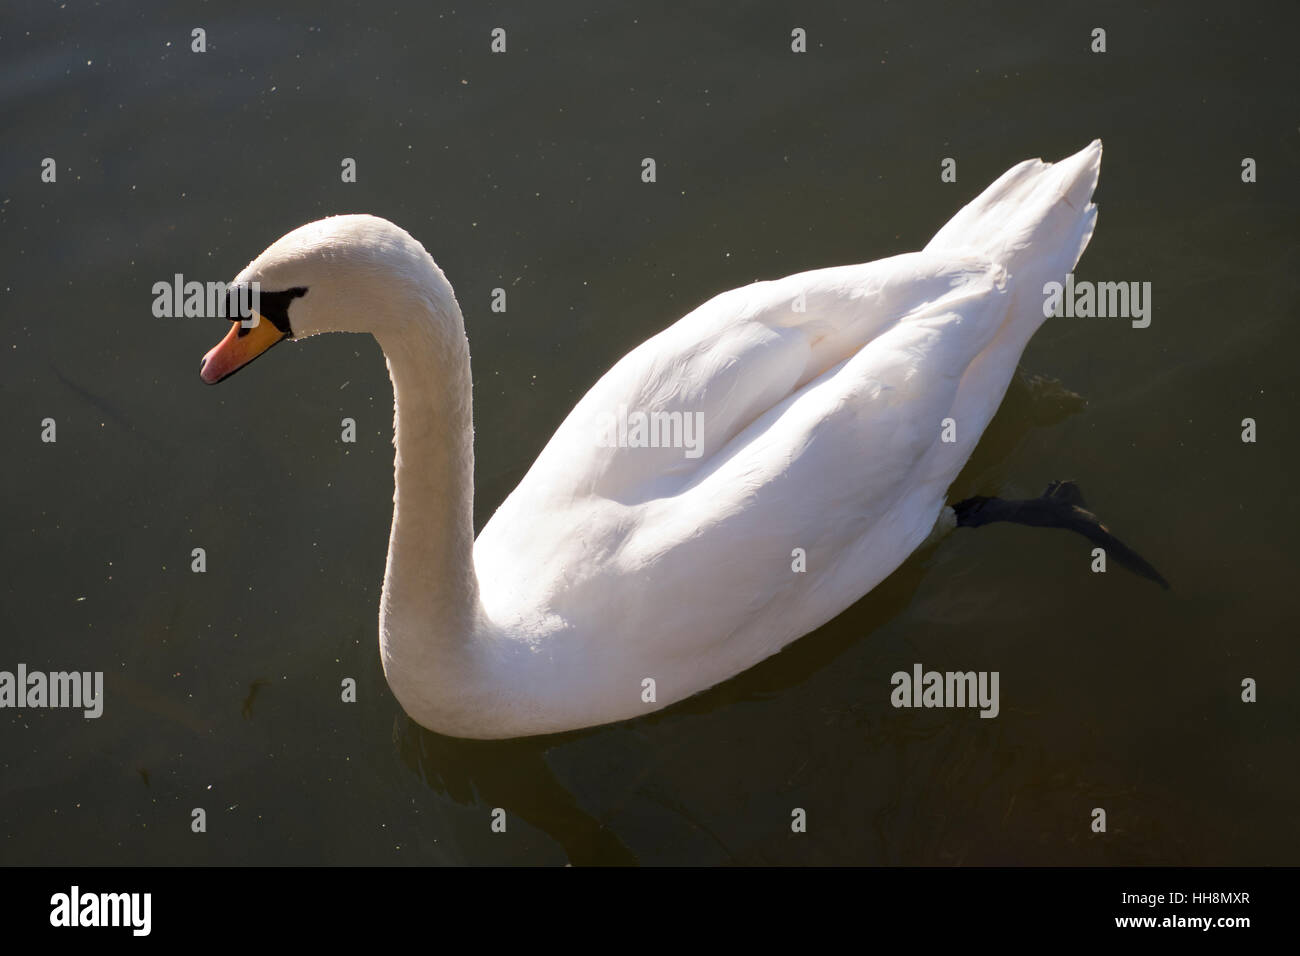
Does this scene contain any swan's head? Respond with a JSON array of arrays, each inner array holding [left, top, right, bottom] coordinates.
[[200, 214, 455, 384]]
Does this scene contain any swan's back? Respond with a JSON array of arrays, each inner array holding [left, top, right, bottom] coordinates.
[[472, 142, 1102, 733]]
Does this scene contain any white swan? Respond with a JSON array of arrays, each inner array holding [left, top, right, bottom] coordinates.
[[200, 141, 1105, 739]]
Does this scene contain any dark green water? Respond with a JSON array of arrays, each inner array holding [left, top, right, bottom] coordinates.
[[1, 0, 1297, 864]]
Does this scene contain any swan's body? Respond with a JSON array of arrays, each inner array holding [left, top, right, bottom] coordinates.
[[202, 141, 1103, 738]]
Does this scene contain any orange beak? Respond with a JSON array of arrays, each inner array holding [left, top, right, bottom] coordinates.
[[199, 314, 287, 384]]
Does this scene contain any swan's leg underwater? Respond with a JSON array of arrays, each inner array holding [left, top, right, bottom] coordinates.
[[949, 481, 1170, 589]]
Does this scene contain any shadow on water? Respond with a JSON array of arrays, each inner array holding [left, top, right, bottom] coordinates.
[[392, 370, 1086, 864], [395, 718, 640, 865], [949, 371, 1088, 499]]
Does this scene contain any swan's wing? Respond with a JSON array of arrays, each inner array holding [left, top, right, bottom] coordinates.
[[475, 260, 1012, 702], [613, 266, 1012, 662], [500, 251, 1003, 508], [476, 255, 1009, 611]]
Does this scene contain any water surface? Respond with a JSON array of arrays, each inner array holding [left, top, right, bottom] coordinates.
[[1, 0, 1297, 864]]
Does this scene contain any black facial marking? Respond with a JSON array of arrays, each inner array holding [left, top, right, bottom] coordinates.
[[234, 286, 308, 338]]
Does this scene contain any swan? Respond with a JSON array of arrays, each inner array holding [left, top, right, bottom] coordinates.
[[198, 139, 1159, 739]]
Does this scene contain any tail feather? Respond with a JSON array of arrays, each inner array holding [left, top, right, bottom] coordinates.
[[925, 140, 1102, 272], [924, 140, 1102, 348]]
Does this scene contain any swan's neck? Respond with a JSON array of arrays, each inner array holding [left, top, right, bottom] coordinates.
[[374, 296, 482, 714]]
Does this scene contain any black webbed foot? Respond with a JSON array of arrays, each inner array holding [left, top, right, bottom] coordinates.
[[952, 481, 1169, 590]]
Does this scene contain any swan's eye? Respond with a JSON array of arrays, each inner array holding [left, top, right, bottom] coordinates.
[[239, 286, 308, 338]]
